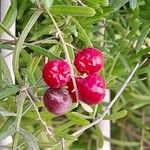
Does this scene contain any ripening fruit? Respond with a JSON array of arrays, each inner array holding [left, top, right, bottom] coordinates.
[[74, 47, 104, 74], [78, 74, 106, 105], [67, 77, 83, 102], [42, 59, 71, 88], [43, 88, 72, 115]]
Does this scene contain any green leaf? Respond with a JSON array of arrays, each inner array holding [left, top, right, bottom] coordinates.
[[81, 14, 104, 26], [50, 5, 96, 17], [0, 43, 14, 50], [104, 110, 128, 121], [56, 121, 75, 131], [55, 130, 76, 140], [144, 0, 150, 9], [98, 0, 109, 6], [0, 85, 19, 100], [13, 10, 42, 84], [67, 47, 75, 61], [108, 52, 120, 77], [22, 69, 36, 85], [0, 117, 15, 141], [0, 56, 13, 84], [132, 101, 150, 109], [95, 125, 104, 148], [140, 10, 150, 20], [112, 0, 129, 11], [66, 112, 90, 126], [49, 44, 62, 57], [107, 20, 125, 37], [19, 128, 40, 150], [27, 44, 61, 59], [0, 0, 17, 34], [137, 66, 150, 75], [17, 0, 28, 20], [72, 17, 93, 46], [129, 0, 137, 10], [127, 18, 140, 39], [0, 107, 16, 116], [129, 47, 150, 63], [135, 24, 150, 52], [30, 56, 42, 75], [108, 138, 139, 147], [30, 25, 55, 41]]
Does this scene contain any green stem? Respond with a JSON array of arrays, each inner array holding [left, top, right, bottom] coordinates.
[[44, 7, 79, 102], [12, 91, 26, 150], [25, 89, 56, 141]]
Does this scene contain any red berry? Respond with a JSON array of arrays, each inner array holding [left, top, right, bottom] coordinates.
[[78, 74, 106, 105], [42, 59, 71, 88], [43, 88, 72, 115], [67, 77, 83, 102], [74, 47, 104, 74]]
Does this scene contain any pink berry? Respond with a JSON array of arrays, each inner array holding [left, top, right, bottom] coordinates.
[[78, 74, 106, 105], [74, 47, 104, 74], [67, 77, 83, 102], [42, 59, 71, 88], [43, 88, 72, 115]]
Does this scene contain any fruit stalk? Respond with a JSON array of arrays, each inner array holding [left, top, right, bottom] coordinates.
[[44, 7, 79, 103]]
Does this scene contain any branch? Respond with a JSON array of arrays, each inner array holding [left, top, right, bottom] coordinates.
[[24, 89, 56, 141], [0, 39, 16, 44], [72, 63, 140, 136], [53, 63, 140, 148]]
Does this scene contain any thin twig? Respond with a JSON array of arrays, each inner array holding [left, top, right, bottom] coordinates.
[[24, 89, 56, 141], [0, 39, 16, 44], [65, 43, 76, 50], [72, 63, 140, 136]]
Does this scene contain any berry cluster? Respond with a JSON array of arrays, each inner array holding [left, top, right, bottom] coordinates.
[[42, 47, 106, 115]]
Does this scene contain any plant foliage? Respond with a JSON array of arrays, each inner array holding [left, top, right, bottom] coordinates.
[[0, 0, 150, 149]]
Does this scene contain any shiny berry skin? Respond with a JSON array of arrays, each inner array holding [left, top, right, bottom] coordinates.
[[43, 88, 72, 115], [74, 47, 104, 74], [67, 77, 83, 102], [42, 59, 71, 88], [78, 74, 106, 105]]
